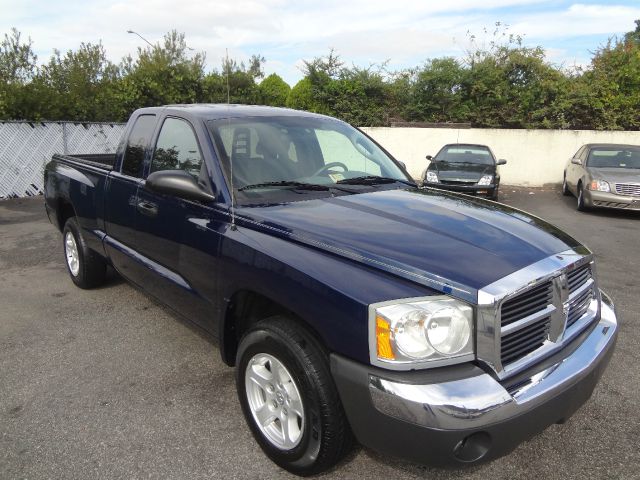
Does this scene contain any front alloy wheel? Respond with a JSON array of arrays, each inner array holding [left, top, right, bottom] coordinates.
[[236, 316, 353, 476], [245, 353, 305, 450]]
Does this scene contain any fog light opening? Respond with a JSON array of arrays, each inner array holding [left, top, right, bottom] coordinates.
[[453, 432, 491, 463]]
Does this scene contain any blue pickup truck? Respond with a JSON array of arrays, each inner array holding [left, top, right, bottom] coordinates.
[[44, 105, 618, 476]]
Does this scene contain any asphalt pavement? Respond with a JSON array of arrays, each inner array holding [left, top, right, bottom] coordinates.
[[1, 188, 639, 480]]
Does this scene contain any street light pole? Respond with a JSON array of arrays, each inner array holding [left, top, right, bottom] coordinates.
[[126, 30, 154, 48]]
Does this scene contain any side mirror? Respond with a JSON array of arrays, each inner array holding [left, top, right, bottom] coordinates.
[[398, 161, 407, 170], [571, 157, 582, 165], [496, 159, 507, 166], [145, 170, 215, 203], [426, 155, 433, 161]]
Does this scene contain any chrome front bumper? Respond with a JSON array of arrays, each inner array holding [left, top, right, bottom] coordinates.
[[331, 291, 618, 466]]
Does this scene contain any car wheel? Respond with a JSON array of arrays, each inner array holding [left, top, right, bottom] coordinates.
[[562, 175, 571, 196], [576, 184, 587, 211], [236, 316, 353, 476], [491, 188, 499, 201], [62, 217, 107, 288]]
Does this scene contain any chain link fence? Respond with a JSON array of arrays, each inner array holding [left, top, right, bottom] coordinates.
[[0, 121, 126, 199]]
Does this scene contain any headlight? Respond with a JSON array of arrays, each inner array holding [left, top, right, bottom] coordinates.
[[425, 171, 439, 183], [370, 296, 474, 369], [477, 175, 493, 186], [589, 180, 610, 192]]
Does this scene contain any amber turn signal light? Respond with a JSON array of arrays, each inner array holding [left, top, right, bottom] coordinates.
[[376, 316, 395, 360]]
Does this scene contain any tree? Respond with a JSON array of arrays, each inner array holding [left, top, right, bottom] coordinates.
[[118, 30, 206, 116], [36, 42, 120, 121], [258, 73, 290, 106], [404, 58, 469, 123], [0, 28, 38, 119], [201, 54, 265, 105]]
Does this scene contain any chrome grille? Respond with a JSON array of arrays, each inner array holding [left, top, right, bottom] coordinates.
[[497, 261, 597, 372], [615, 183, 640, 196], [501, 280, 553, 327], [568, 264, 591, 292], [501, 316, 551, 365], [567, 287, 594, 328]]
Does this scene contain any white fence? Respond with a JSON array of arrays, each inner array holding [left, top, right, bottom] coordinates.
[[2, 122, 640, 198], [362, 127, 640, 186], [0, 122, 125, 198]]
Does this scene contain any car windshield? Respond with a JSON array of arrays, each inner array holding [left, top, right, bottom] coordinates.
[[434, 145, 494, 166], [586, 147, 640, 169], [207, 116, 410, 203]]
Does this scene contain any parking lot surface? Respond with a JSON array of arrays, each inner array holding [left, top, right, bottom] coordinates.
[[1, 188, 639, 480]]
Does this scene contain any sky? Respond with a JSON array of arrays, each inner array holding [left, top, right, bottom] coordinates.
[[1, 0, 639, 85]]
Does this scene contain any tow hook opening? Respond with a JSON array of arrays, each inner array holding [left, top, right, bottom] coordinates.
[[453, 432, 492, 463]]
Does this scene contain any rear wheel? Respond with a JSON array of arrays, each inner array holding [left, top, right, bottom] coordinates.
[[62, 218, 107, 288], [236, 316, 353, 476]]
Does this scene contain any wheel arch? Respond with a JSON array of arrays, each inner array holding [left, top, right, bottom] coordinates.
[[220, 289, 329, 366]]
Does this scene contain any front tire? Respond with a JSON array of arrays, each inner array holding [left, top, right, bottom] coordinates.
[[62, 218, 107, 289], [577, 183, 587, 211], [236, 316, 353, 476], [562, 174, 571, 196]]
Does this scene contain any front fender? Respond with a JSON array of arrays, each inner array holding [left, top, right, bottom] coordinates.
[[217, 225, 433, 365]]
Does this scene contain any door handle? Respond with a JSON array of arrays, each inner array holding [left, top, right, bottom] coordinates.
[[137, 200, 158, 217]]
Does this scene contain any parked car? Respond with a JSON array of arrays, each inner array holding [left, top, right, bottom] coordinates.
[[44, 105, 617, 476], [422, 143, 506, 200], [563, 143, 640, 211]]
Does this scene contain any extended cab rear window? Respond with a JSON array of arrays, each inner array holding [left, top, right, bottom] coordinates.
[[122, 114, 156, 177]]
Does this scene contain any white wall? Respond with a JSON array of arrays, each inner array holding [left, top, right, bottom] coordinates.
[[362, 127, 640, 186]]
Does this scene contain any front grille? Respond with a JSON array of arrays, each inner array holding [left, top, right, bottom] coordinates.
[[501, 316, 551, 365], [440, 179, 476, 185], [500, 280, 553, 327], [498, 262, 596, 371], [615, 183, 640, 196], [568, 264, 591, 292], [567, 287, 594, 328]]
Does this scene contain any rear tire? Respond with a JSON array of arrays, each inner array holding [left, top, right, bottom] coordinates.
[[236, 316, 353, 476], [62, 218, 107, 289]]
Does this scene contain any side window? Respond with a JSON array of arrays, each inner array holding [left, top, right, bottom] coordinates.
[[122, 114, 156, 177], [150, 118, 203, 178], [573, 146, 585, 161]]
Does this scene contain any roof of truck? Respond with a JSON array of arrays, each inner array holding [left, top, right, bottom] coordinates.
[[135, 104, 334, 121]]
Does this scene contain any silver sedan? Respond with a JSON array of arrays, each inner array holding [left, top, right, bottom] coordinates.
[[562, 143, 640, 211]]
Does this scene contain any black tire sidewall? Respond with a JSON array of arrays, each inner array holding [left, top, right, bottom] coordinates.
[[62, 217, 105, 288], [62, 218, 86, 287], [577, 184, 586, 211], [236, 326, 324, 474]]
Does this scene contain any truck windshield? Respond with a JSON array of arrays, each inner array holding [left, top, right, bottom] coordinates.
[[207, 116, 410, 201]]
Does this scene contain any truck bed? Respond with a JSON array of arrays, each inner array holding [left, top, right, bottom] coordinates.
[[53, 153, 115, 171]]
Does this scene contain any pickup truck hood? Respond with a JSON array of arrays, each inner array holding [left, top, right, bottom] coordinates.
[[431, 163, 493, 182], [237, 188, 581, 302]]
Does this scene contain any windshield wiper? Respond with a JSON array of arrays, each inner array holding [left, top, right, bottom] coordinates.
[[238, 181, 331, 192], [336, 175, 416, 187]]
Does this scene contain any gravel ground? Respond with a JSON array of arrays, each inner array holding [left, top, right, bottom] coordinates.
[[1, 188, 639, 480]]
